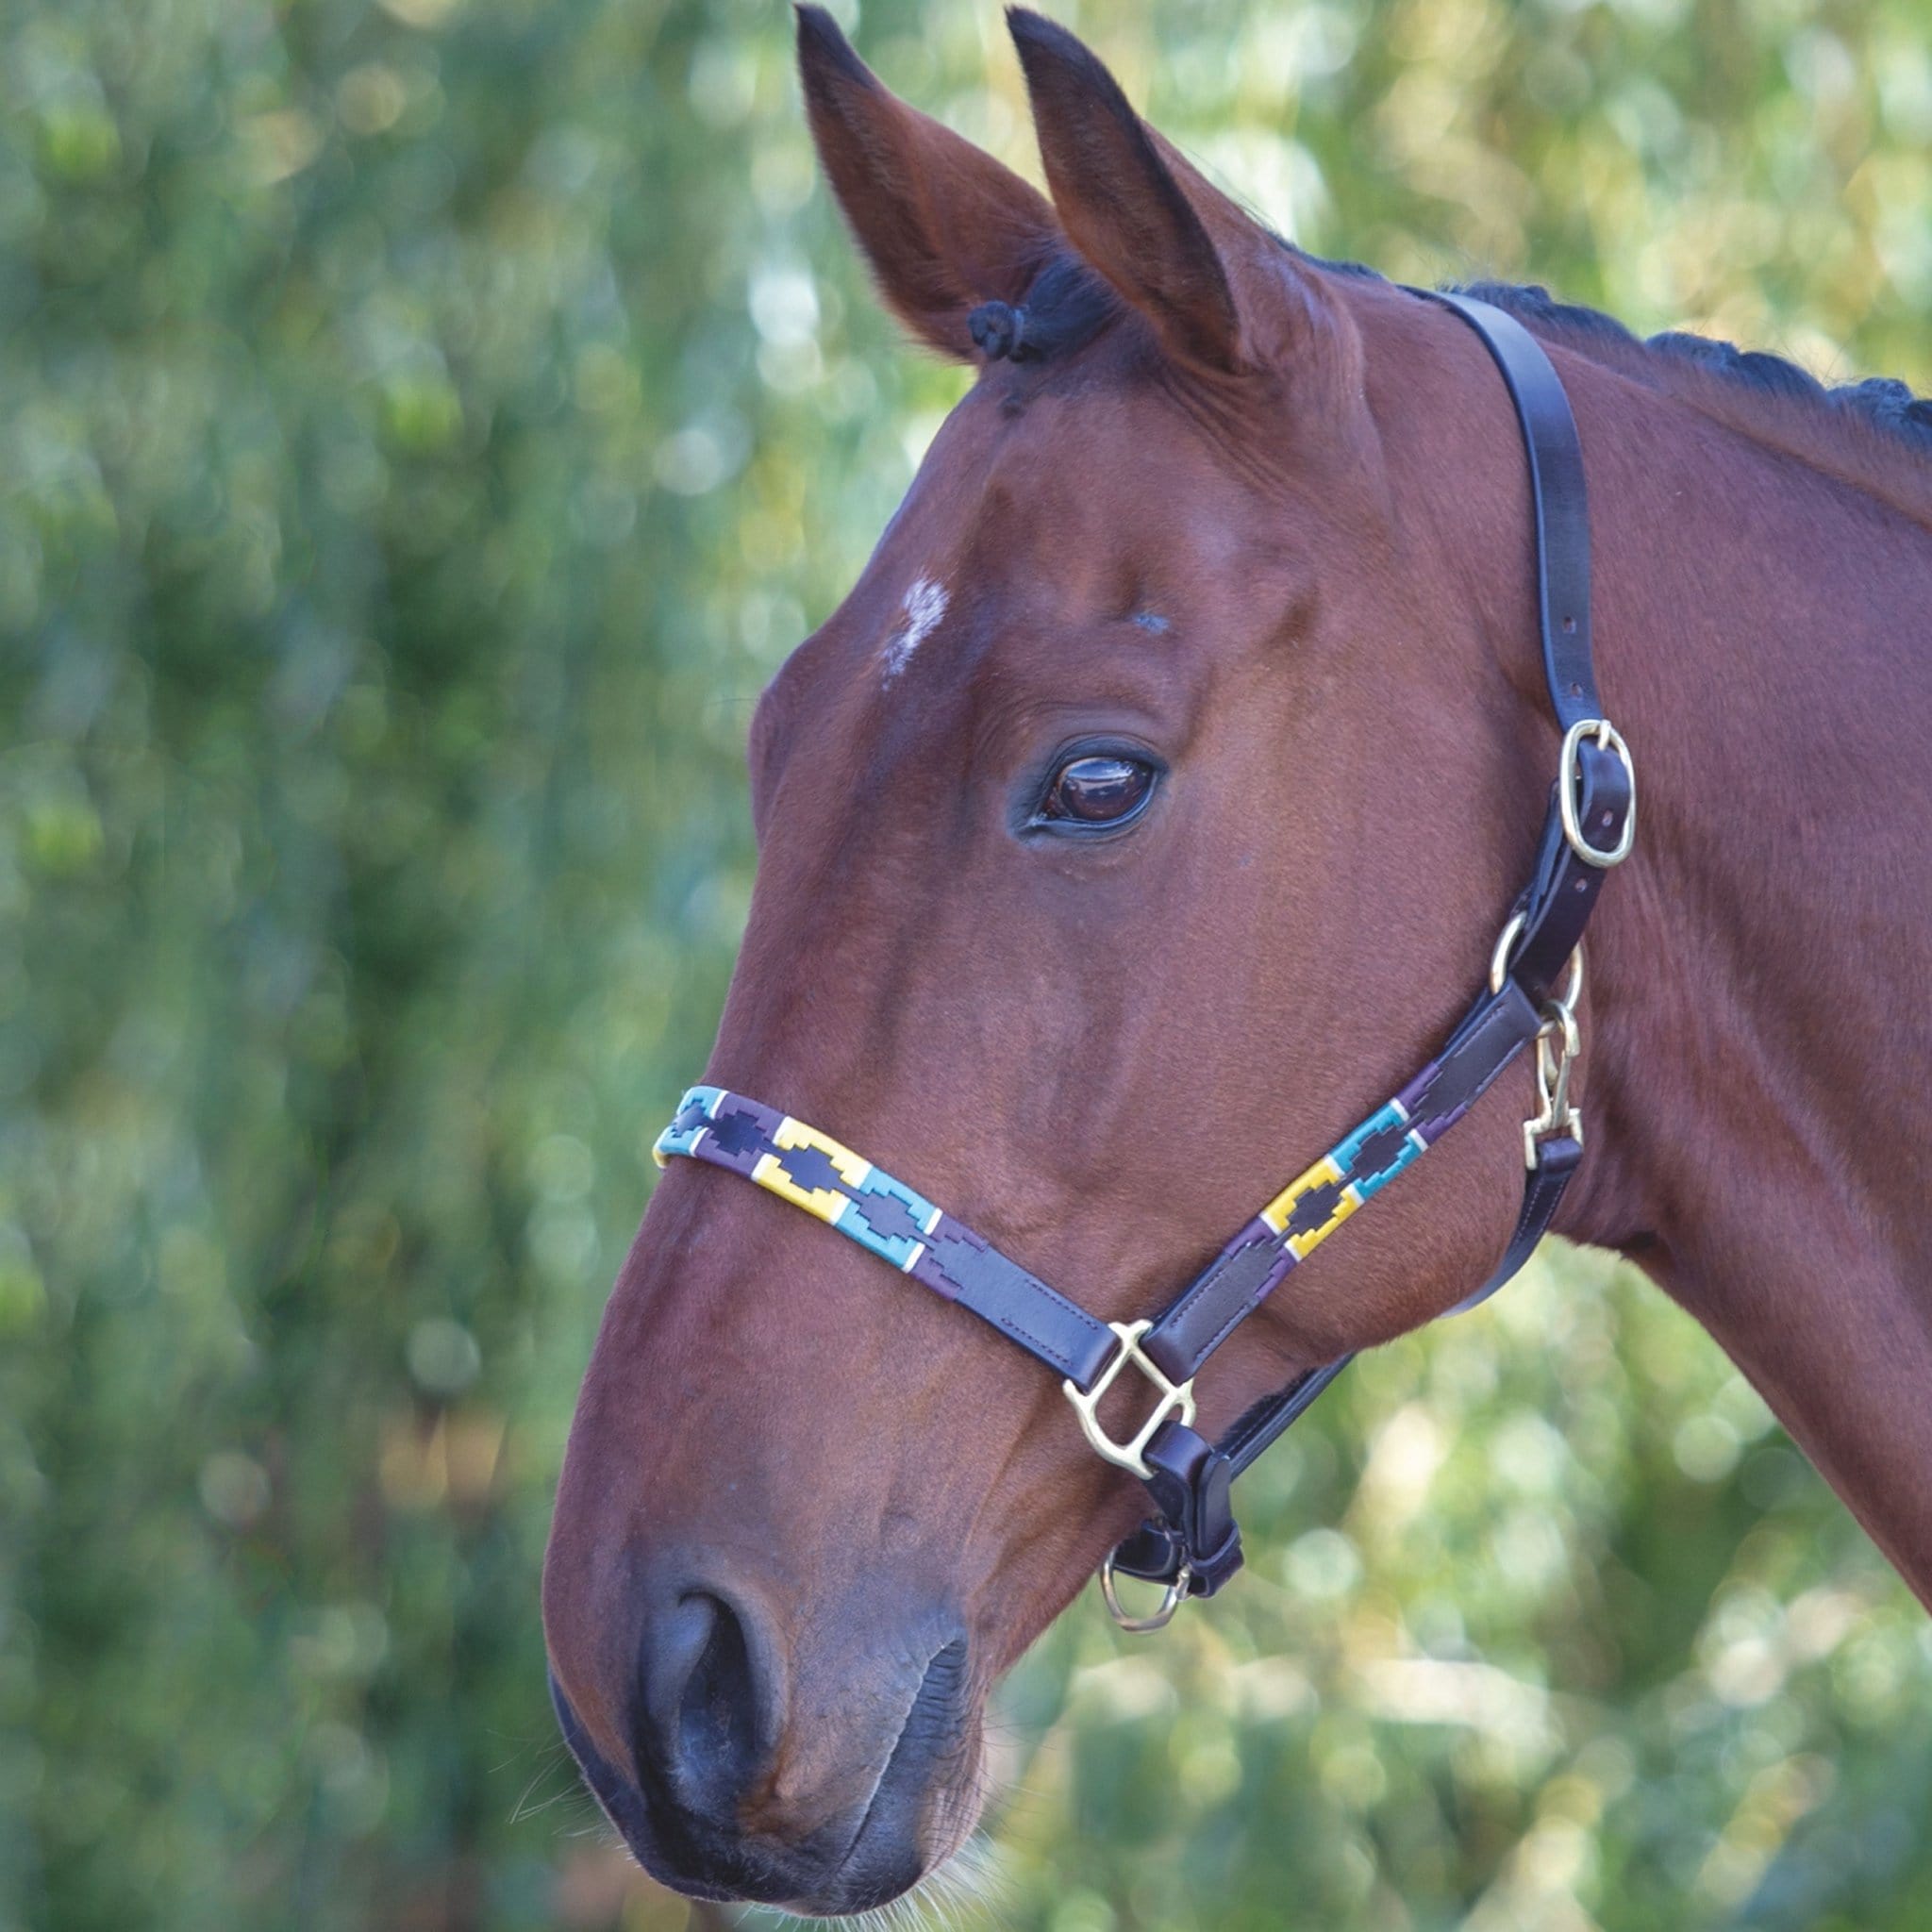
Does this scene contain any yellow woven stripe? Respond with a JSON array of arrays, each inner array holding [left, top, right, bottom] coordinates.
[[750, 1117, 873, 1224], [1259, 1154, 1342, 1235], [1287, 1187, 1360, 1259]]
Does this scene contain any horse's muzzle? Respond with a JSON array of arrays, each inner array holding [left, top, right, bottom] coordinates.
[[548, 1591, 974, 1915]]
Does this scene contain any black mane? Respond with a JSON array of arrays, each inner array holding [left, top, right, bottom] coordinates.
[[1457, 277, 1932, 453]]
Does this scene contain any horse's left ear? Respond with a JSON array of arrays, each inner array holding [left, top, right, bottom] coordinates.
[[1008, 8, 1332, 378], [798, 6, 1063, 361]]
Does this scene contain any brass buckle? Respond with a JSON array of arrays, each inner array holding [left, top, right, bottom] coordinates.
[[1099, 1546, 1192, 1633], [1061, 1319, 1196, 1479], [1558, 718, 1636, 868]]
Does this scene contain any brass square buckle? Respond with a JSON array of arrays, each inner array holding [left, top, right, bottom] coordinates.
[[1061, 1319, 1196, 1478]]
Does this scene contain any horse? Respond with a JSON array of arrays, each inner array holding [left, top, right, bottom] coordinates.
[[542, 8, 1932, 1915]]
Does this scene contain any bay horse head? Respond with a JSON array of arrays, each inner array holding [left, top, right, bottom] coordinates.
[[546, 8, 1628, 1913]]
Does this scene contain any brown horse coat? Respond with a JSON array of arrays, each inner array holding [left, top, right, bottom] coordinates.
[[543, 8, 1932, 1915]]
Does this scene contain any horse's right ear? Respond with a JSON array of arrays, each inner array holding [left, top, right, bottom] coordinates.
[[797, 6, 1061, 360]]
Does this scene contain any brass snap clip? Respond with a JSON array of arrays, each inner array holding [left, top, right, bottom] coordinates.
[[1523, 951, 1585, 1167]]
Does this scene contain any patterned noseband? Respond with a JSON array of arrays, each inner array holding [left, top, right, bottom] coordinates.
[[653, 292, 1637, 1631]]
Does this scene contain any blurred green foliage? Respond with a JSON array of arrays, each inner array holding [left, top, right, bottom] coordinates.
[[3, 0, 1927, 1927]]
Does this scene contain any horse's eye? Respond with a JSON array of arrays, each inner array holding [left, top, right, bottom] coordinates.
[[1040, 754, 1157, 827]]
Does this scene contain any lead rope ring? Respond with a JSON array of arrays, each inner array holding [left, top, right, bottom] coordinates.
[[1100, 1548, 1192, 1633]]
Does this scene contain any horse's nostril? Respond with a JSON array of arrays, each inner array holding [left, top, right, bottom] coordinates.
[[640, 1589, 765, 1811], [676, 1593, 760, 1795]]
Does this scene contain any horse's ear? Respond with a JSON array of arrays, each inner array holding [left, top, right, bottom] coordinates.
[[1008, 8, 1321, 376], [797, 6, 1062, 361]]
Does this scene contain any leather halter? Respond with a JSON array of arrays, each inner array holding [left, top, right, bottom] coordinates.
[[654, 292, 1637, 1631]]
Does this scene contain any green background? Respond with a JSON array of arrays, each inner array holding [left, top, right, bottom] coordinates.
[[4, 0, 1928, 1926]]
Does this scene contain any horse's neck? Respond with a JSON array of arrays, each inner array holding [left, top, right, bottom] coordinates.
[[1557, 364, 1932, 1600]]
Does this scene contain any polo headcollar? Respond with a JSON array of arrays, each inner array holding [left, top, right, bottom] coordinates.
[[653, 291, 1637, 1631]]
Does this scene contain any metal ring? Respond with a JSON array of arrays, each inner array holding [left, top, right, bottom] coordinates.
[[1540, 942, 1584, 1024], [1557, 941, 1584, 1015], [1488, 911, 1527, 995], [1099, 1549, 1191, 1633], [1558, 718, 1636, 868], [1491, 914, 1584, 1017], [1536, 998, 1581, 1077]]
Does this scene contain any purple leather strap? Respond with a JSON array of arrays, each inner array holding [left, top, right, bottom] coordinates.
[[1141, 977, 1542, 1384], [656, 1087, 1117, 1388], [910, 1222, 1117, 1387], [1454, 1131, 1585, 1314], [1426, 291, 1600, 732]]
